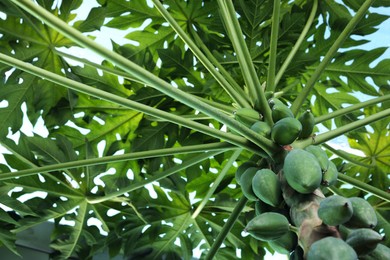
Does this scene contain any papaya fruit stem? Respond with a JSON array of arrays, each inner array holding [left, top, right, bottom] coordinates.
[[289, 224, 300, 234]]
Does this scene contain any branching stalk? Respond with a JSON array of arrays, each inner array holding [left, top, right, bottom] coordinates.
[[290, 0, 376, 115], [192, 149, 242, 219], [216, 0, 273, 124], [275, 0, 318, 86], [151, 0, 251, 108], [59, 49, 237, 114], [205, 196, 248, 260], [8, 0, 279, 156], [54, 49, 145, 85], [189, 28, 250, 104], [0, 142, 235, 181], [322, 143, 374, 168], [338, 174, 390, 202], [293, 108, 390, 148], [0, 141, 82, 196], [87, 151, 223, 204], [0, 53, 268, 154], [315, 94, 390, 124], [266, 0, 281, 93]]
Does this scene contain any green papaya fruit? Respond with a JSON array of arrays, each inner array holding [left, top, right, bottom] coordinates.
[[269, 231, 298, 255], [360, 244, 390, 260], [268, 97, 285, 108], [318, 195, 353, 226], [244, 212, 290, 241], [283, 149, 322, 194], [344, 197, 377, 229], [235, 162, 257, 185], [271, 118, 302, 145], [250, 121, 271, 137], [298, 110, 315, 139], [234, 107, 261, 127], [252, 169, 282, 207], [307, 237, 357, 260], [239, 167, 258, 201], [304, 145, 329, 172], [346, 228, 384, 256], [272, 103, 294, 122], [322, 161, 338, 186]]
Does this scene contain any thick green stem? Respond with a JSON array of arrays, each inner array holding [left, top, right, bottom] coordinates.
[[315, 94, 390, 124], [10, 0, 277, 155], [0, 142, 235, 181], [192, 149, 242, 219], [205, 196, 248, 260], [338, 174, 390, 202], [322, 143, 374, 168], [87, 151, 223, 204], [189, 28, 250, 105], [266, 0, 281, 93], [59, 49, 237, 114], [293, 108, 390, 148], [0, 53, 266, 154], [290, 0, 375, 115], [151, 0, 251, 109], [275, 0, 318, 87], [216, 0, 273, 124], [55, 49, 145, 85], [0, 141, 82, 196]]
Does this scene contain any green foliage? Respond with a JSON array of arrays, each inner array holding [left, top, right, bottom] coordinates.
[[0, 0, 389, 259]]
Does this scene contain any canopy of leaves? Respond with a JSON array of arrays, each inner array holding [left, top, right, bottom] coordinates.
[[0, 0, 389, 259]]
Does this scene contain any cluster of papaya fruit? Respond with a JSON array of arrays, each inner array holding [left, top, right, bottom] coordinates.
[[233, 99, 389, 259], [235, 97, 315, 145]]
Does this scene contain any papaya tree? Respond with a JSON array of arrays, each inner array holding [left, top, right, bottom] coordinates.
[[0, 0, 389, 259]]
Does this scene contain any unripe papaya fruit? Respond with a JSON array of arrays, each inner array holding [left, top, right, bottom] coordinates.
[[271, 118, 302, 145], [235, 162, 257, 185], [298, 110, 315, 139], [234, 108, 261, 127], [251, 121, 271, 137], [283, 149, 322, 194], [272, 103, 294, 122], [318, 195, 353, 226], [244, 212, 290, 241], [360, 244, 390, 260], [322, 161, 338, 186], [268, 231, 298, 255], [304, 145, 329, 172], [252, 169, 282, 207], [239, 167, 258, 201], [346, 228, 384, 256], [344, 197, 377, 229], [268, 97, 285, 108], [306, 237, 357, 260]]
